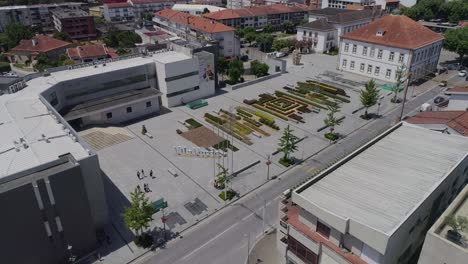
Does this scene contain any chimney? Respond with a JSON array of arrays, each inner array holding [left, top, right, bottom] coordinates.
[[32, 38, 38, 46]]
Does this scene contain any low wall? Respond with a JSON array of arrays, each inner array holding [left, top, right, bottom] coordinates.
[[230, 72, 282, 90]]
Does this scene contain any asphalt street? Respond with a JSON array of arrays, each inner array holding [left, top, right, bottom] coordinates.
[[136, 74, 463, 264]]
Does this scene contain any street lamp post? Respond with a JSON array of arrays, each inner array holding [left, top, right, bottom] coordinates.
[[245, 233, 250, 264], [266, 154, 271, 181]]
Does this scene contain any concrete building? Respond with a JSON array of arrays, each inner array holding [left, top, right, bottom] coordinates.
[[338, 15, 444, 83], [0, 76, 25, 95], [192, 0, 225, 7], [131, 0, 188, 20], [6, 34, 72, 65], [321, 0, 375, 9], [103, 2, 135, 22], [67, 44, 117, 63], [418, 185, 468, 264], [203, 4, 310, 30], [0, 3, 87, 33], [172, 4, 226, 16], [406, 111, 468, 136], [278, 123, 468, 264], [153, 9, 240, 57], [297, 8, 382, 53], [51, 8, 97, 40]]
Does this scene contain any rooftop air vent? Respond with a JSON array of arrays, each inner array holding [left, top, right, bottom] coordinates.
[[376, 29, 385, 36]]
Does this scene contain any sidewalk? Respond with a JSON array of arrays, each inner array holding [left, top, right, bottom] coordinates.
[[247, 230, 280, 264]]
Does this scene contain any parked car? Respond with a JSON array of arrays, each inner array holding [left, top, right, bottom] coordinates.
[[275, 52, 287, 58], [439, 80, 447, 87], [433, 96, 449, 107], [458, 70, 467, 77]]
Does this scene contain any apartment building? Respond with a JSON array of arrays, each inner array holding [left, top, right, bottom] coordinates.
[[297, 8, 381, 53], [338, 15, 444, 83], [172, 4, 226, 16], [321, 0, 375, 9], [192, 0, 224, 7], [0, 3, 87, 33], [418, 185, 468, 264], [103, 2, 135, 22], [132, 0, 188, 19], [203, 4, 309, 30], [278, 123, 468, 264], [153, 9, 240, 57], [51, 8, 97, 39]]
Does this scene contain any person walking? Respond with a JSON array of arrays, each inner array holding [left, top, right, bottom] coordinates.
[[141, 169, 145, 178], [137, 171, 140, 180], [150, 170, 153, 178]]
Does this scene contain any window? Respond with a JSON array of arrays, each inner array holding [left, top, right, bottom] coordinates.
[[288, 236, 318, 264], [165, 71, 199, 82], [362, 46, 368, 56], [126, 107, 132, 113], [389, 51, 395, 61], [370, 47, 375, 57], [106, 112, 112, 119], [398, 53, 404, 63], [377, 49, 383, 59], [146, 101, 152, 107], [316, 221, 331, 238], [350, 61, 355, 70], [375, 66, 380, 75], [342, 59, 347, 68], [352, 44, 357, 54], [166, 86, 200, 98], [386, 69, 392, 78], [344, 43, 349, 52], [360, 63, 365, 72], [367, 65, 373, 74]]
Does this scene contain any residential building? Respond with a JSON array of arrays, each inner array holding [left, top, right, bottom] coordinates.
[[131, 0, 188, 20], [418, 185, 468, 264], [153, 9, 240, 57], [89, 6, 104, 17], [203, 4, 310, 30], [67, 44, 116, 63], [278, 122, 468, 264], [103, 2, 135, 22], [0, 3, 87, 33], [225, 0, 259, 9], [192, 0, 225, 7], [0, 76, 25, 95], [172, 4, 226, 16], [444, 86, 468, 111], [338, 15, 444, 83], [406, 111, 468, 136], [321, 0, 375, 9], [51, 8, 97, 39], [6, 34, 71, 64], [297, 8, 381, 53]]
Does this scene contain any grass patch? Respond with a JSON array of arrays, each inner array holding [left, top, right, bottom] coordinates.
[[325, 133, 339, 141], [213, 139, 239, 152], [185, 118, 202, 129], [219, 190, 237, 201], [278, 158, 294, 167]]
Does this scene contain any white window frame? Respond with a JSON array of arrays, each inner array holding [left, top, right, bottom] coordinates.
[[352, 44, 357, 54], [389, 51, 395, 61], [362, 46, 367, 56], [398, 53, 404, 63], [350, 61, 355, 70], [367, 65, 373, 74], [374, 66, 380, 75], [360, 63, 365, 72], [377, 49, 383, 59], [370, 48, 375, 57], [342, 59, 347, 68], [386, 69, 392, 78], [344, 43, 349, 52]]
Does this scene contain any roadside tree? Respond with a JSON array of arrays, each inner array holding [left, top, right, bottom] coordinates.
[[360, 79, 380, 119], [278, 125, 299, 166], [123, 188, 156, 247]]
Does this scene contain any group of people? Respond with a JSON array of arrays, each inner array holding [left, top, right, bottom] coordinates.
[[136, 169, 155, 193]]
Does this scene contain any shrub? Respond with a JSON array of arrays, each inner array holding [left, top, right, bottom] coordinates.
[[260, 118, 279, 130], [204, 113, 226, 125], [278, 158, 294, 167], [297, 105, 311, 113], [0, 62, 11, 72], [237, 109, 253, 117], [213, 140, 239, 152], [325, 133, 339, 141], [185, 118, 202, 129], [254, 110, 275, 123], [219, 190, 237, 201], [289, 113, 304, 123]]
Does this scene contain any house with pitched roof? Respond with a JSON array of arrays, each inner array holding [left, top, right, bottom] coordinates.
[[338, 15, 444, 83], [67, 43, 117, 63], [153, 9, 240, 57], [406, 111, 468, 136], [7, 34, 71, 65]]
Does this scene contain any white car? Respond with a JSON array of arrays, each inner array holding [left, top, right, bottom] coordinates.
[[458, 70, 467, 77], [275, 52, 287, 58]]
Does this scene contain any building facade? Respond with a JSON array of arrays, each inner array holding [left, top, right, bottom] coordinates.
[[131, 0, 188, 20], [7, 34, 72, 64], [0, 76, 26, 95], [67, 44, 115, 63], [203, 4, 309, 30], [154, 9, 240, 57], [171, 4, 226, 16], [278, 123, 468, 264], [296, 8, 381, 53], [338, 15, 444, 83], [51, 8, 97, 39], [192, 0, 224, 7], [103, 2, 135, 22]]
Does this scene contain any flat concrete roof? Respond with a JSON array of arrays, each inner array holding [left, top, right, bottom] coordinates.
[[0, 51, 190, 179], [51, 7, 90, 18], [296, 123, 468, 235]]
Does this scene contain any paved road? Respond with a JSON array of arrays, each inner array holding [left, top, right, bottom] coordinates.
[[137, 75, 461, 264]]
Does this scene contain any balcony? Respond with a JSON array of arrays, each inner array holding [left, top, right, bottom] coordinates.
[[281, 205, 289, 213]]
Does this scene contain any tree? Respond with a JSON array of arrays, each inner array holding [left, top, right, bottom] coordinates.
[[244, 32, 256, 45], [228, 58, 244, 83], [445, 215, 468, 234], [104, 30, 142, 48], [255, 33, 274, 52], [278, 125, 299, 163], [217, 57, 229, 81], [272, 39, 294, 51], [250, 60, 269, 77], [4, 23, 33, 49], [360, 79, 380, 119], [53, 31, 72, 42], [143, 12, 154, 21], [202, 8, 210, 14], [323, 103, 342, 140], [391, 65, 407, 103], [123, 188, 156, 238], [263, 24, 275, 33], [282, 21, 295, 34], [444, 27, 468, 64], [214, 163, 229, 189]]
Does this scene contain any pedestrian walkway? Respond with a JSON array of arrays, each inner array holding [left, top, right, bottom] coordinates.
[[79, 127, 134, 151], [248, 230, 280, 264]]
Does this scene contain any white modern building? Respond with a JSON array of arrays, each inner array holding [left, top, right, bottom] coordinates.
[[278, 123, 468, 264], [296, 8, 381, 53], [103, 2, 135, 22], [172, 4, 225, 16], [192, 0, 224, 6], [418, 185, 468, 264], [153, 9, 240, 57], [338, 15, 444, 83], [131, 0, 188, 19]]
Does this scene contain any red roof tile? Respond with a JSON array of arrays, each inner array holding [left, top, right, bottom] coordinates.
[[105, 2, 133, 8], [203, 4, 310, 20], [155, 9, 235, 33], [67, 44, 110, 60], [11, 35, 71, 53], [342, 15, 444, 50], [406, 111, 468, 136]]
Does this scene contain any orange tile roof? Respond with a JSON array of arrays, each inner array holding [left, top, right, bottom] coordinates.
[[406, 111, 468, 136], [67, 44, 110, 60], [11, 35, 71, 53], [342, 15, 444, 50], [203, 4, 310, 20], [155, 9, 235, 34]]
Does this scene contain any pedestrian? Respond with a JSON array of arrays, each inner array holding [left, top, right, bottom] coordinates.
[[137, 171, 140, 180], [150, 169, 153, 178], [137, 185, 141, 192], [141, 169, 145, 177]]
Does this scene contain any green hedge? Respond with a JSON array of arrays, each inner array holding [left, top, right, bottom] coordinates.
[[254, 110, 275, 122], [0, 62, 11, 72], [185, 118, 202, 129], [204, 113, 226, 125], [276, 90, 327, 110]]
